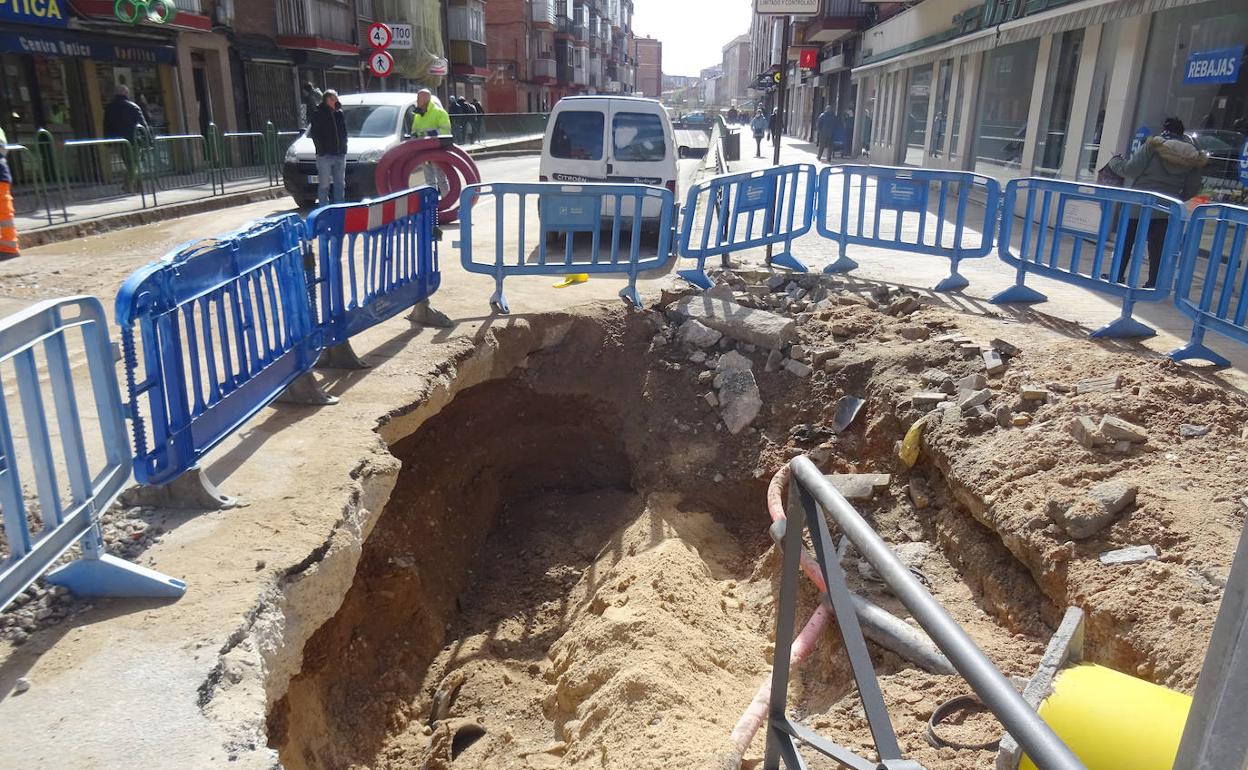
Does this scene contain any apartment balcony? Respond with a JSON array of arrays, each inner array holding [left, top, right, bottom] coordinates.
[[532, 0, 556, 28], [534, 57, 558, 84], [573, 67, 589, 86], [277, 0, 358, 53], [356, 0, 373, 19]]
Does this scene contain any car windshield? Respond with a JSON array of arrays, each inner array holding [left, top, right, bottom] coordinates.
[[341, 105, 401, 138], [1191, 131, 1244, 155]]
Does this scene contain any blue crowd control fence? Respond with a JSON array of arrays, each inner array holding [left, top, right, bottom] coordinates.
[[991, 178, 1185, 338], [458, 181, 676, 313], [815, 165, 1001, 291], [1169, 203, 1248, 367], [116, 214, 322, 487], [0, 297, 184, 610], [678, 163, 818, 289], [307, 186, 441, 351]]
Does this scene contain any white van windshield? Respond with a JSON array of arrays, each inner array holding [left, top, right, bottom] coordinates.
[[342, 105, 400, 138], [613, 112, 666, 162], [551, 111, 605, 160]]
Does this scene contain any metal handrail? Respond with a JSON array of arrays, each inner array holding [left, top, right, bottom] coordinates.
[[786, 455, 1086, 770]]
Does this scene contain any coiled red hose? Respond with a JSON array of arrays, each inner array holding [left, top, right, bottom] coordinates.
[[374, 137, 481, 225]]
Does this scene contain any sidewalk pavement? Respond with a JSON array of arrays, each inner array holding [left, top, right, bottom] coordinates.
[[717, 135, 1248, 392]]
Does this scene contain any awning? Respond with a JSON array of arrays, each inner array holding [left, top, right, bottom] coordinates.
[[0, 25, 177, 65], [852, 0, 1217, 79]]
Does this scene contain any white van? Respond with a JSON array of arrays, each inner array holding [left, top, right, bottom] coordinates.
[[539, 96, 679, 224]]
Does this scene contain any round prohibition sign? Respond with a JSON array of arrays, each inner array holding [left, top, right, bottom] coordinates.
[[369, 50, 395, 78], [367, 22, 393, 49]]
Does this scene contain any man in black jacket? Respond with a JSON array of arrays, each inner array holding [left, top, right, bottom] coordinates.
[[307, 90, 348, 206], [103, 85, 148, 192]]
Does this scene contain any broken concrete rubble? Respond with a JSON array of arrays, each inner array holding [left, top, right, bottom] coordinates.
[[825, 473, 891, 501], [1099, 545, 1158, 566], [1053, 481, 1139, 539], [716, 370, 763, 435], [676, 319, 722, 349], [1099, 415, 1148, 443], [670, 295, 796, 350]]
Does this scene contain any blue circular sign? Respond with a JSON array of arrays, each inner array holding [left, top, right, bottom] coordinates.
[[1131, 126, 1151, 154], [1239, 138, 1248, 187]]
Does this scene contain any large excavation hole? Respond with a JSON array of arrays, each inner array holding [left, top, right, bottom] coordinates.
[[262, 293, 1211, 770]]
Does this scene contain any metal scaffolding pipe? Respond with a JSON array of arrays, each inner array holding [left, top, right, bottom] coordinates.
[[789, 455, 1087, 770]]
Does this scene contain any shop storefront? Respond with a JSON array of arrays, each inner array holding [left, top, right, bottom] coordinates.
[[0, 24, 179, 142], [854, 0, 1246, 201]]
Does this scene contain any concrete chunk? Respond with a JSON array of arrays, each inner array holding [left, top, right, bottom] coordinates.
[[717, 370, 762, 435], [1055, 481, 1138, 539], [672, 295, 797, 349], [1099, 415, 1148, 443], [1021, 385, 1049, 402], [1099, 545, 1158, 566], [1077, 375, 1122, 395], [784, 359, 813, 378], [958, 373, 987, 391], [715, 350, 753, 373], [958, 389, 991, 411], [982, 349, 1006, 375], [825, 473, 891, 501], [921, 368, 953, 385], [1069, 416, 1104, 448], [991, 338, 1022, 357], [677, 318, 723, 348], [912, 391, 948, 409]]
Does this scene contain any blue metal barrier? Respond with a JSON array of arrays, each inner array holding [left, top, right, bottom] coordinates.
[[458, 181, 676, 313], [1169, 203, 1248, 367], [678, 164, 818, 289], [116, 214, 322, 486], [992, 178, 1185, 338], [306, 186, 441, 348], [0, 297, 184, 609], [816, 165, 1001, 291]]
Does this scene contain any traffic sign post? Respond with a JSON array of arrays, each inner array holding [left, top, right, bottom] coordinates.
[[367, 22, 393, 50], [369, 50, 395, 79]]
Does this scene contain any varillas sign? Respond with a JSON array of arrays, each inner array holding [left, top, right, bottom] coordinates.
[[1184, 45, 1243, 85], [0, 0, 68, 28]]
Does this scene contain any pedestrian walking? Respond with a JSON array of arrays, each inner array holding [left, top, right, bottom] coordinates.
[[103, 85, 148, 193], [308, 89, 348, 206], [471, 98, 486, 142], [0, 126, 19, 259], [768, 109, 782, 144], [1107, 117, 1208, 288], [815, 105, 836, 163], [750, 109, 767, 158]]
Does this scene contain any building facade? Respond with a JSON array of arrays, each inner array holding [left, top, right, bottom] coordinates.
[[851, 0, 1248, 202], [633, 34, 661, 98], [721, 34, 751, 109], [484, 0, 637, 112], [747, 0, 877, 142]]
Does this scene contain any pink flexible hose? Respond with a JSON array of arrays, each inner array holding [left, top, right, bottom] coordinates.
[[711, 466, 832, 766], [374, 138, 482, 225]]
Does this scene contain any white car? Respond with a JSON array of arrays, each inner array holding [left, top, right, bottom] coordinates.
[[282, 92, 443, 207], [539, 96, 679, 226]]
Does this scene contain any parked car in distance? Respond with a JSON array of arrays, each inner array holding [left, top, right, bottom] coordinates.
[[1188, 129, 1247, 193], [539, 95, 678, 230], [283, 92, 440, 208]]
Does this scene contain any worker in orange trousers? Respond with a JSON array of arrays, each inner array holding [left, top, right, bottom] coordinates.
[[0, 127, 18, 259]]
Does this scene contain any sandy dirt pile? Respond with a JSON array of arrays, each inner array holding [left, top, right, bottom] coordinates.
[[259, 270, 1245, 770]]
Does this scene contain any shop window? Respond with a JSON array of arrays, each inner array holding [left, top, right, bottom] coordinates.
[[903, 65, 933, 166], [244, 62, 299, 132], [1132, 0, 1248, 202], [1076, 22, 1121, 182], [862, 75, 878, 148], [97, 63, 168, 133], [1032, 29, 1084, 177], [948, 57, 968, 166], [971, 38, 1039, 179], [929, 59, 953, 159]]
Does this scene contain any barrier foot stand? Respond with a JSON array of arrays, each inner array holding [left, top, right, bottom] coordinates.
[[1091, 314, 1155, 339], [410, 301, 454, 329], [318, 341, 370, 370], [120, 468, 241, 510], [769, 249, 809, 275], [618, 282, 643, 309], [933, 269, 970, 293], [47, 552, 186, 600], [489, 288, 510, 315], [677, 267, 714, 290], [276, 372, 339, 406], [823, 244, 857, 275], [990, 283, 1047, 304], [1169, 327, 1232, 367]]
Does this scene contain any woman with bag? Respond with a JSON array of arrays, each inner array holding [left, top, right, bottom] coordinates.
[[750, 109, 768, 158], [1107, 117, 1208, 288]]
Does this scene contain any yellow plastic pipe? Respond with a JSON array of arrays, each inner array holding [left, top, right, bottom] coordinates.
[[553, 274, 589, 288], [1021, 664, 1192, 770]]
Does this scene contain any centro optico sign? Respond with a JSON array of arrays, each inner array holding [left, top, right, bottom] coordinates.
[[114, 0, 177, 25]]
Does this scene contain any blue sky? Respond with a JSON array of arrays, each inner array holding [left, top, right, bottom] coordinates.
[[632, 0, 754, 77]]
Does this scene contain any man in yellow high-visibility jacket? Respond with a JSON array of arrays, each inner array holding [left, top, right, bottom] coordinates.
[[410, 89, 452, 137], [0, 127, 18, 259]]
